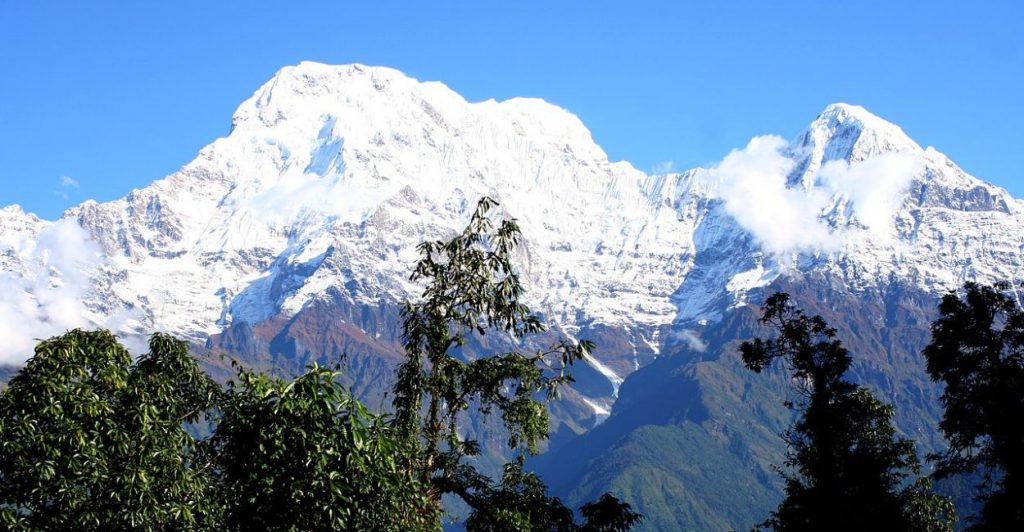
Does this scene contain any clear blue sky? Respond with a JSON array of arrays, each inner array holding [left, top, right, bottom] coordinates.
[[1, 0, 1021, 219]]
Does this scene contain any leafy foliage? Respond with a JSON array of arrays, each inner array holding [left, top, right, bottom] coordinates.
[[0, 331, 440, 531], [393, 196, 638, 528], [0, 330, 221, 530], [741, 293, 955, 531], [923, 282, 1024, 530], [463, 457, 576, 531], [209, 363, 438, 532], [394, 197, 590, 481], [578, 493, 645, 531], [464, 457, 641, 532]]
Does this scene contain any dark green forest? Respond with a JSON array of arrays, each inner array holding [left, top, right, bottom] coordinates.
[[1, 199, 1022, 531]]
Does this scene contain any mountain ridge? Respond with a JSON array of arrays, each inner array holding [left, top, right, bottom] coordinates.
[[1, 60, 1022, 428]]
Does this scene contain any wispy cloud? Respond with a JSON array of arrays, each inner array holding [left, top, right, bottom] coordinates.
[[55, 175, 80, 200], [668, 328, 707, 353], [712, 135, 836, 253], [819, 154, 922, 230], [708, 135, 921, 255], [0, 219, 102, 363], [652, 160, 676, 174]]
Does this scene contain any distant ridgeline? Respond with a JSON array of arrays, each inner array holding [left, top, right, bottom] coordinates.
[[3, 63, 1024, 529]]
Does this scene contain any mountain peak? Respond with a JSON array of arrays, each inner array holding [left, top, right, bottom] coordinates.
[[230, 62, 427, 130], [819, 102, 879, 121], [0, 204, 26, 216], [273, 61, 413, 86], [227, 62, 594, 145], [789, 103, 921, 179], [810, 103, 918, 151]]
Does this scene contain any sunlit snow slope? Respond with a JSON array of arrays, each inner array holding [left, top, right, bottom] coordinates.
[[2, 62, 1022, 411]]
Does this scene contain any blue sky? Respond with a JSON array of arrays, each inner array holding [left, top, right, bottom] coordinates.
[[1, 0, 1021, 219]]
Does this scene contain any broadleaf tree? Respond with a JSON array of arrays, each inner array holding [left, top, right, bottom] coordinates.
[[0, 330, 222, 530], [208, 362, 438, 532]]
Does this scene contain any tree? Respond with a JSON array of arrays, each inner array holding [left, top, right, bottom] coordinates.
[[741, 293, 954, 531], [0, 330, 221, 530], [463, 457, 641, 532], [923, 282, 1024, 530], [393, 196, 638, 528], [208, 363, 437, 532]]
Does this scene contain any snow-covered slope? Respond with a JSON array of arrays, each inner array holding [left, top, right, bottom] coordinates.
[[0, 63, 693, 375], [653, 102, 1024, 339], [2, 63, 1022, 385]]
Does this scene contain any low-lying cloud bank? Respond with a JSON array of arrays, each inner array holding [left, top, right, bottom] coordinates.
[[710, 135, 922, 255]]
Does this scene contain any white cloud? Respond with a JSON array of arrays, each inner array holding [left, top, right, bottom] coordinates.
[[55, 175, 80, 200], [711, 135, 836, 254], [819, 153, 922, 230], [708, 135, 921, 255], [0, 219, 104, 364], [59, 175, 79, 189], [669, 329, 707, 353], [652, 160, 676, 174]]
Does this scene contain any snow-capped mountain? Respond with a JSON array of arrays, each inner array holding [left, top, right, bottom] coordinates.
[[657, 102, 1024, 337], [2, 63, 688, 373], [3, 61, 1022, 529], [2, 62, 1022, 413]]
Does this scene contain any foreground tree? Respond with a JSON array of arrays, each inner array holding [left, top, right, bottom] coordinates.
[[209, 363, 437, 532], [0, 333, 443, 531], [741, 293, 954, 531], [393, 197, 639, 529], [464, 457, 641, 532], [923, 282, 1024, 530], [0, 330, 221, 530]]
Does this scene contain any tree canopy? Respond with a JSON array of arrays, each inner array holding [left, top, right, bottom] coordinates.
[[0, 330, 221, 530], [923, 282, 1024, 530], [209, 362, 437, 531], [0, 331, 442, 531], [741, 292, 954, 531], [463, 457, 641, 532]]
